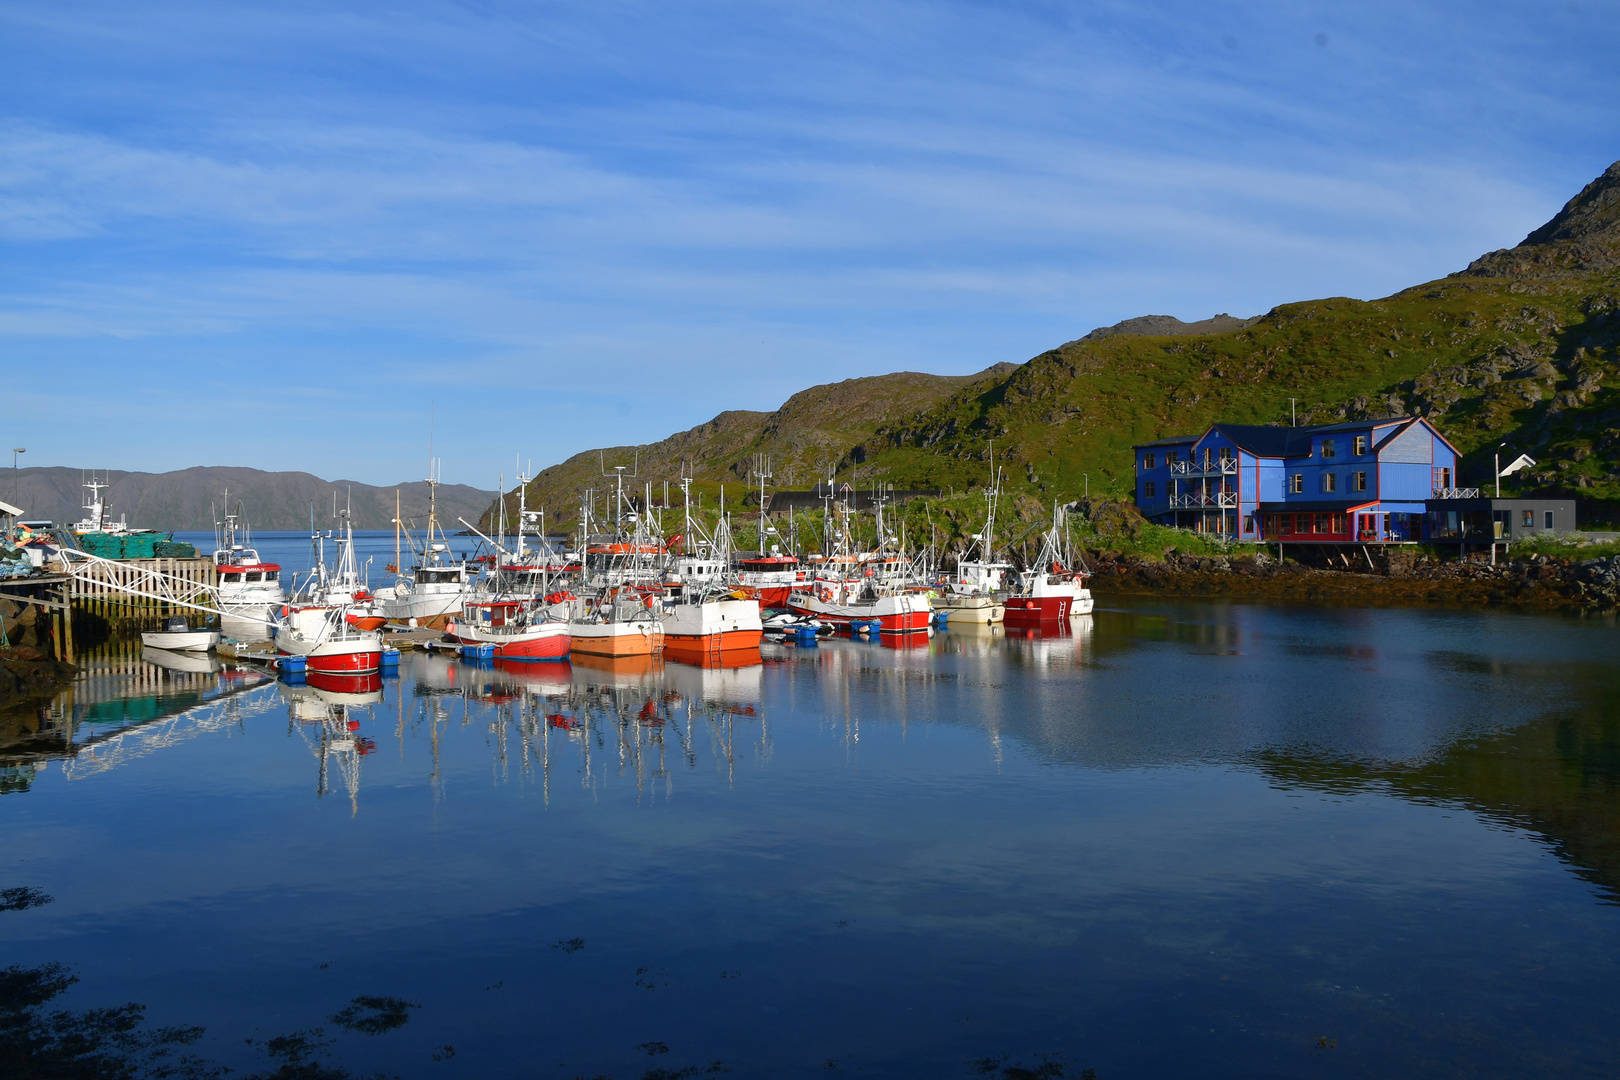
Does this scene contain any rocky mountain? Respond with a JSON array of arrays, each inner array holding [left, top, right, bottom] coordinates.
[[490, 159, 1620, 526], [1075, 313, 1259, 343], [6, 467, 493, 533]]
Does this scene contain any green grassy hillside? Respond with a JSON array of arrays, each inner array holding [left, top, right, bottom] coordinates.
[[494, 160, 1620, 531], [489, 367, 1014, 528]]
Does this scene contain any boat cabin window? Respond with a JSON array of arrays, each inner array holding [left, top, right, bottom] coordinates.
[[222, 572, 240, 582], [265, 570, 279, 582], [246, 571, 261, 581]]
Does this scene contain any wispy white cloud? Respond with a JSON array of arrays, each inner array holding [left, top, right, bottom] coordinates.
[[0, 0, 1615, 482]]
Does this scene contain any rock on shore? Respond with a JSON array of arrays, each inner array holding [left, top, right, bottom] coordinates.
[[1085, 549, 1620, 611]]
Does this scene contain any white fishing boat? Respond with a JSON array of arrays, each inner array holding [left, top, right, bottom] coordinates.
[[274, 604, 384, 674], [295, 501, 385, 631], [140, 615, 221, 652], [932, 476, 1011, 625], [373, 465, 479, 630], [212, 495, 286, 632], [787, 578, 932, 634]]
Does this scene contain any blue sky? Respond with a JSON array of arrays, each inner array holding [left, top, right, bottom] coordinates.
[[3, 1, 1617, 487]]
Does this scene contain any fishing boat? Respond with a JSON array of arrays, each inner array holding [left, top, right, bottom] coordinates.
[[1002, 507, 1093, 625], [568, 588, 665, 658], [140, 615, 221, 652], [735, 552, 803, 607], [786, 577, 932, 634], [662, 588, 762, 663], [295, 501, 386, 631], [932, 477, 1011, 625], [212, 497, 286, 627], [734, 467, 804, 606], [446, 598, 571, 661], [784, 490, 930, 634], [72, 473, 179, 558], [274, 604, 384, 674], [374, 464, 479, 630]]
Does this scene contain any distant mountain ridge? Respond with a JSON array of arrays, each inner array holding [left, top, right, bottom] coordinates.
[[7, 467, 493, 532]]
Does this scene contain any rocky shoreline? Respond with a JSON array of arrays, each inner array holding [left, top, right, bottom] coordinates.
[[0, 597, 75, 711], [1085, 549, 1620, 612]]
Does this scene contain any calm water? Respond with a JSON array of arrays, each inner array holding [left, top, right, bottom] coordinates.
[[3, 600, 1619, 1078]]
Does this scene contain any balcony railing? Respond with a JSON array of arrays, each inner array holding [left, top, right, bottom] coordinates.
[[1168, 458, 1238, 477], [1168, 492, 1237, 509], [1431, 487, 1481, 500]]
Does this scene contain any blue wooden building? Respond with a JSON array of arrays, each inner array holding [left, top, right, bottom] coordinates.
[[1132, 417, 1462, 543]]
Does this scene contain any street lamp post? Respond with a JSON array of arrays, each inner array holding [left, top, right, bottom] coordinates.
[[10, 447, 22, 510], [1495, 441, 1506, 499]]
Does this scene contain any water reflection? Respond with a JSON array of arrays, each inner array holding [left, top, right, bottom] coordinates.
[[280, 673, 383, 814], [1, 638, 277, 791], [4, 603, 1619, 1078]]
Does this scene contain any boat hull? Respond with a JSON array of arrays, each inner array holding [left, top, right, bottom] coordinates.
[[739, 585, 794, 608], [139, 629, 220, 652], [663, 627, 764, 662], [931, 594, 1005, 624], [447, 621, 571, 661], [1003, 589, 1093, 625], [276, 642, 382, 674], [275, 608, 383, 673], [567, 620, 664, 658], [786, 591, 931, 634], [662, 598, 763, 661]]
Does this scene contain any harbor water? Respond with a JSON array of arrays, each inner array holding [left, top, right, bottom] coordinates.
[[2, 599, 1618, 1077]]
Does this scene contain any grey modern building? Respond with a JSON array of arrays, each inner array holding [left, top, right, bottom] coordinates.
[[1424, 497, 1576, 545]]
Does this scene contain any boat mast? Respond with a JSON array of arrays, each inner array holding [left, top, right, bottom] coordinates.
[[756, 454, 771, 557]]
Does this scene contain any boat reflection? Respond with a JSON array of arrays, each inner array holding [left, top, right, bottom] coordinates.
[[1002, 614, 1092, 667], [280, 673, 379, 813], [141, 645, 223, 675]]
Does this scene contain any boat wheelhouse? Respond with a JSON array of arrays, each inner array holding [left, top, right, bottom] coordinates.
[[735, 552, 802, 608]]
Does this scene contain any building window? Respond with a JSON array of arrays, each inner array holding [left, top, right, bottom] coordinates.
[[1353, 435, 1368, 455], [1219, 446, 1233, 463], [1167, 450, 1179, 464], [1331, 513, 1346, 534], [1143, 481, 1156, 498], [1352, 471, 1367, 491], [1322, 439, 1337, 458], [1143, 453, 1156, 470], [1432, 466, 1452, 490], [1322, 473, 1337, 493], [1522, 510, 1533, 527], [1290, 474, 1303, 494], [1243, 514, 1255, 534], [1545, 511, 1554, 529]]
